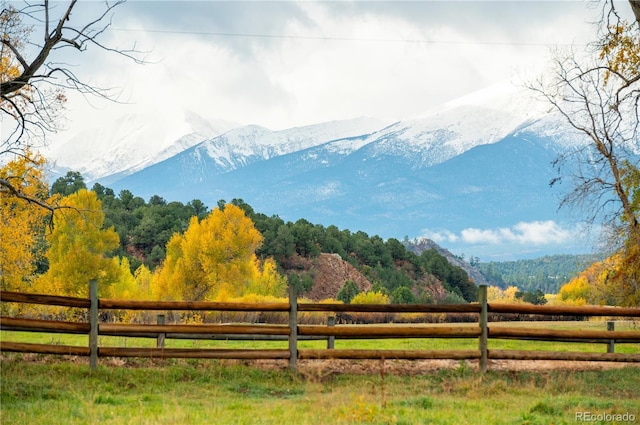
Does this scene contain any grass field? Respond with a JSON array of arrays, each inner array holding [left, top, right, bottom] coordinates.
[[1, 355, 639, 425], [1, 321, 639, 424]]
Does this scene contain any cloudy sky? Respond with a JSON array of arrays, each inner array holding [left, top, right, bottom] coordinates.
[[11, 0, 634, 258], [39, 0, 632, 142]]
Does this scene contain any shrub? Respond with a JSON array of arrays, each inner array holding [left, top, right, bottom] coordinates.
[[351, 291, 390, 304]]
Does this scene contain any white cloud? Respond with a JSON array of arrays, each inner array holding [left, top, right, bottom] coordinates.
[[460, 221, 573, 246], [461, 227, 507, 245], [420, 229, 459, 244], [422, 221, 575, 247], [45, 0, 606, 146]]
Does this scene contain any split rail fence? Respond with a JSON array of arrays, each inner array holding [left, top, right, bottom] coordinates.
[[1, 282, 640, 372]]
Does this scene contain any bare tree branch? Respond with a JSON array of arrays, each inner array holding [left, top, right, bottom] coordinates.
[[1, 0, 146, 158], [0, 176, 55, 212], [528, 12, 639, 243]]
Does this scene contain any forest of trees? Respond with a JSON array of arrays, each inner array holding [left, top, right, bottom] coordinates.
[[2, 167, 478, 308], [477, 254, 605, 294], [2, 1, 638, 312]]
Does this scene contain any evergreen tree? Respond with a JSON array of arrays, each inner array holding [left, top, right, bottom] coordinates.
[[336, 280, 361, 304], [50, 171, 86, 196]]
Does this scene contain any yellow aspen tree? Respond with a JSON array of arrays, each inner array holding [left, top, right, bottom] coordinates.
[[0, 151, 50, 291], [502, 286, 520, 303], [558, 276, 591, 306], [246, 257, 286, 297], [133, 264, 154, 300], [35, 189, 119, 297], [151, 217, 206, 301], [486, 286, 506, 302], [197, 204, 263, 299], [109, 257, 137, 299], [152, 204, 284, 301], [109, 258, 156, 322]]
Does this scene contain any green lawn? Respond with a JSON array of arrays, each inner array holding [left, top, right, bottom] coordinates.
[[1, 355, 639, 425], [2, 321, 639, 424]]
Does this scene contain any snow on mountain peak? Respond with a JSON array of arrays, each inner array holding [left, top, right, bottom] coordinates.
[[364, 81, 553, 166], [45, 82, 558, 183], [46, 109, 239, 180], [197, 116, 390, 172]]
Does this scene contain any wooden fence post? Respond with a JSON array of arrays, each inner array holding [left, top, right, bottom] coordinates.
[[327, 316, 335, 350], [157, 314, 166, 349], [288, 285, 298, 372], [607, 321, 615, 353], [89, 279, 98, 370], [478, 285, 488, 374]]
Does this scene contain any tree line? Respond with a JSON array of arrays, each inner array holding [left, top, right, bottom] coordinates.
[[50, 171, 477, 303], [1, 165, 477, 311], [477, 254, 605, 294]]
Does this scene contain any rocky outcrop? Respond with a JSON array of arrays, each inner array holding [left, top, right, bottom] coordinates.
[[303, 253, 372, 301], [406, 238, 490, 287]]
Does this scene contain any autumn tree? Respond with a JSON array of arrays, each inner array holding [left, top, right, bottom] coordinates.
[[1, 1, 143, 207], [486, 286, 520, 303], [34, 189, 120, 297], [533, 0, 639, 305], [151, 203, 285, 301], [0, 150, 50, 291]]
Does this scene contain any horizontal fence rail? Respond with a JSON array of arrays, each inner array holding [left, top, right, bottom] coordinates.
[[99, 298, 290, 311], [488, 303, 640, 317], [1, 283, 640, 372], [1, 291, 91, 308]]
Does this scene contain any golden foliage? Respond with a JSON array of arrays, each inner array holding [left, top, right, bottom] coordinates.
[[108, 257, 137, 299], [599, 21, 640, 85], [486, 285, 522, 304], [606, 235, 640, 307], [151, 203, 285, 301], [0, 151, 50, 291], [558, 276, 590, 306], [34, 189, 120, 297], [557, 253, 639, 307], [351, 291, 390, 304]]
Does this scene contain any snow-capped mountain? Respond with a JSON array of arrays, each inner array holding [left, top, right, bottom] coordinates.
[[194, 116, 390, 174], [45, 109, 239, 182], [52, 82, 599, 259], [107, 116, 391, 193], [354, 83, 551, 168]]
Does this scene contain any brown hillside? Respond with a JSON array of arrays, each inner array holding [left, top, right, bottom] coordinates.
[[303, 253, 372, 301]]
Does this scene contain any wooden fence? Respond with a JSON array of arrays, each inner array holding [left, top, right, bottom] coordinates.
[[1, 282, 640, 373]]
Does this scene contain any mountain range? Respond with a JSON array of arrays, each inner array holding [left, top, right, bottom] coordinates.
[[46, 83, 596, 261]]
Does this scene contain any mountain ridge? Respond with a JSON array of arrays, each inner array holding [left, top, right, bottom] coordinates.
[[46, 83, 594, 260]]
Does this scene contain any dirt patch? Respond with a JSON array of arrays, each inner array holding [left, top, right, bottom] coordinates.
[[241, 358, 640, 376], [3, 353, 638, 375]]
